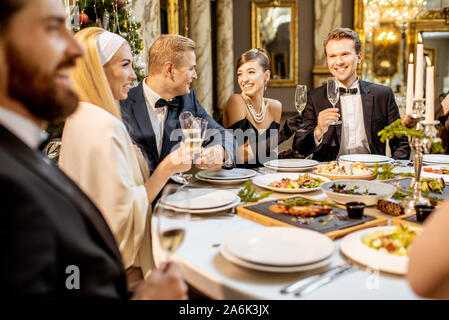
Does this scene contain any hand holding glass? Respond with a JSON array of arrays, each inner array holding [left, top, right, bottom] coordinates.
[[327, 77, 341, 125]]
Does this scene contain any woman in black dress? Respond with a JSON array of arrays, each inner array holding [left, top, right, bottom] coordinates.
[[223, 48, 282, 167]]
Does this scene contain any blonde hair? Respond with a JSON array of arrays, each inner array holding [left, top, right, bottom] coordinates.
[[148, 34, 196, 75], [72, 27, 122, 120]]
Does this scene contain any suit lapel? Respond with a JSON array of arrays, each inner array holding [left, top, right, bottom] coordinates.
[[0, 125, 123, 264], [360, 80, 374, 145], [129, 83, 160, 163]]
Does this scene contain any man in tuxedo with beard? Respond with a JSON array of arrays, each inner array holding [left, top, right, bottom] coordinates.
[[291, 28, 410, 162], [120, 34, 235, 173], [0, 0, 187, 299]]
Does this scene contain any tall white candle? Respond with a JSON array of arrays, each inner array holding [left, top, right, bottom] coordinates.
[[425, 56, 434, 123], [415, 33, 424, 100], [406, 53, 414, 115]]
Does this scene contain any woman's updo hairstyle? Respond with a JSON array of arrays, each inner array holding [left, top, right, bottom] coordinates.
[[236, 48, 270, 72]]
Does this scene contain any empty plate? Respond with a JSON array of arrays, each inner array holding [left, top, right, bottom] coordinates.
[[196, 168, 256, 180], [264, 159, 319, 168], [162, 189, 237, 209], [224, 227, 334, 266], [220, 244, 332, 273], [338, 154, 393, 166], [423, 154, 449, 165], [159, 196, 240, 214]]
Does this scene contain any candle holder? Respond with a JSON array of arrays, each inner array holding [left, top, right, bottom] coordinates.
[[409, 98, 425, 120], [402, 119, 441, 214]]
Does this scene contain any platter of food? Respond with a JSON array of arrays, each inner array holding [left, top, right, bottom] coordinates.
[[320, 180, 397, 206], [340, 225, 422, 274], [313, 161, 376, 180], [252, 173, 329, 193], [236, 196, 387, 239]]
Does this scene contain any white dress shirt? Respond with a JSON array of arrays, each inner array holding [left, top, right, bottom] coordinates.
[[0, 106, 47, 149], [337, 79, 370, 156], [142, 78, 167, 155]]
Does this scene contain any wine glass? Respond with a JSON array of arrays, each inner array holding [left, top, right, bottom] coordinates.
[[327, 77, 341, 125], [172, 111, 196, 184], [295, 84, 307, 115], [154, 185, 190, 262]]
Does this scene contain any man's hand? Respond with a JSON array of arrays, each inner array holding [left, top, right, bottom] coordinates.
[[314, 108, 340, 141], [132, 262, 188, 300], [196, 145, 225, 171]]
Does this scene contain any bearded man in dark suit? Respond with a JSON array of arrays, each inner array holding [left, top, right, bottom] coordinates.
[[291, 28, 410, 162], [0, 0, 187, 299], [120, 34, 235, 173]]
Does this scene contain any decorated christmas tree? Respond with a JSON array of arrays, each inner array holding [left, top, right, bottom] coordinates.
[[67, 0, 146, 80]]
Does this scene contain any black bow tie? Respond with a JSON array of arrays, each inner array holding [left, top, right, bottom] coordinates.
[[339, 87, 358, 95], [155, 98, 179, 109]]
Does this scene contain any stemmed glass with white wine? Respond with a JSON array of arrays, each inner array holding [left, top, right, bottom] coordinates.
[[295, 84, 307, 115], [154, 185, 190, 262], [327, 77, 341, 125]]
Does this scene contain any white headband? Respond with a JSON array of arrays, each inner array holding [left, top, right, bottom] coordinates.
[[96, 30, 127, 66]]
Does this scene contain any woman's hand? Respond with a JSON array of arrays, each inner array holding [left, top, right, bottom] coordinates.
[[164, 142, 195, 175]]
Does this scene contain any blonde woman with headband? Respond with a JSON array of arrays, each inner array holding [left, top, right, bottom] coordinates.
[[59, 27, 192, 291], [223, 48, 282, 168]]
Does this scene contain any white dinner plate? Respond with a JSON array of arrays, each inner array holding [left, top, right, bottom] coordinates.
[[263, 164, 315, 172], [422, 154, 449, 165], [159, 197, 240, 214], [338, 154, 393, 166], [320, 180, 396, 206], [220, 244, 332, 273], [340, 226, 422, 275], [162, 189, 237, 209], [196, 168, 256, 180], [252, 173, 329, 193], [195, 174, 251, 185], [224, 227, 334, 266], [264, 159, 319, 169]]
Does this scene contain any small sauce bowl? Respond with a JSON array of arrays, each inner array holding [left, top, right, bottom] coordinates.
[[415, 204, 435, 222], [345, 201, 366, 219]]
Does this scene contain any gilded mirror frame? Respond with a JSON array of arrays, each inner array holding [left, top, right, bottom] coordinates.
[[251, 0, 298, 87]]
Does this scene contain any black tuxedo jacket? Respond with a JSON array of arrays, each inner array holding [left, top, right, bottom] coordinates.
[[120, 83, 236, 172], [0, 125, 128, 299], [292, 80, 410, 162]]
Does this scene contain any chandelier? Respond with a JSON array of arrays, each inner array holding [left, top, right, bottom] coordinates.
[[364, 0, 427, 30]]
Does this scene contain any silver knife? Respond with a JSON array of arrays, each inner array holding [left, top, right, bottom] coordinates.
[[294, 265, 356, 297], [280, 264, 350, 294]]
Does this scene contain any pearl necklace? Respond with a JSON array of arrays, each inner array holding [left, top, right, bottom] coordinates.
[[242, 93, 266, 123]]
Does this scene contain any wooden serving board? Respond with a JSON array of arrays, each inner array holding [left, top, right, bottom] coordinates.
[[312, 170, 376, 181], [391, 215, 423, 228], [236, 196, 387, 240]]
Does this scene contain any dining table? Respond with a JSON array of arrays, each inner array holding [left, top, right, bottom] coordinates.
[[151, 162, 429, 300]]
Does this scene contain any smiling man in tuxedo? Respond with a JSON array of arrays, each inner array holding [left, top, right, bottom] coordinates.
[[0, 0, 187, 299], [120, 34, 235, 173], [291, 28, 410, 162]]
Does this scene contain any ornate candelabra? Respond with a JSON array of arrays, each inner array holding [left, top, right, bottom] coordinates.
[[402, 98, 442, 214]]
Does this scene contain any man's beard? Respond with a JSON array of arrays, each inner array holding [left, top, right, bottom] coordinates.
[[6, 41, 79, 123]]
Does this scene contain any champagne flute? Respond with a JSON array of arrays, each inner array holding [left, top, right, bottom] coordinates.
[[172, 111, 196, 184], [154, 186, 190, 262], [295, 84, 307, 115], [327, 77, 341, 125]]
